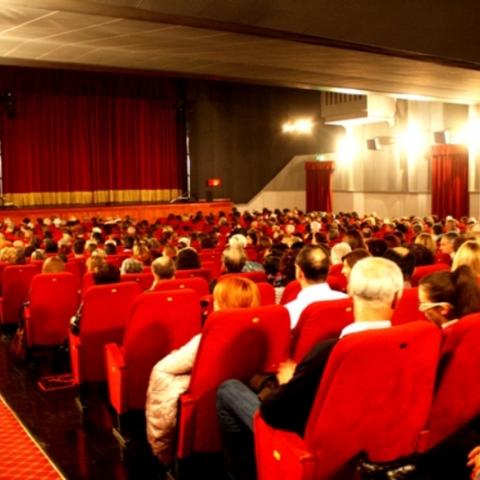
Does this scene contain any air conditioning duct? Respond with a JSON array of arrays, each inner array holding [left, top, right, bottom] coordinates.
[[322, 93, 395, 126]]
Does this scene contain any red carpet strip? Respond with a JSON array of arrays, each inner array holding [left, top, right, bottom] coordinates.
[[0, 395, 64, 480]]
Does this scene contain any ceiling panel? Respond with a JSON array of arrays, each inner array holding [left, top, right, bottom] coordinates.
[[0, 2, 477, 104]]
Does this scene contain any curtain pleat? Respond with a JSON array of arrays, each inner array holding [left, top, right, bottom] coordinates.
[[305, 161, 334, 212], [0, 66, 183, 206], [431, 145, 469, 219]]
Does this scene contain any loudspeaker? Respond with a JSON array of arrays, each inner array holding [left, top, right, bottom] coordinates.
[[205, 190, 213, 202]]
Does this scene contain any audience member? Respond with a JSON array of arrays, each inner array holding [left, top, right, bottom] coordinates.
[[146, 277, 260, 465], [42, 256, 65, 273], [383, 247, 416, 288], [341, 248, 370, 283], [216, 257, 403, 480], [418, 266, 480, 327], [175, 247, 201, 270], [120, 257, 144, 274], [452, 240, 480, 278], [150, 256, 176, 290], [285, 244, 347, 329]]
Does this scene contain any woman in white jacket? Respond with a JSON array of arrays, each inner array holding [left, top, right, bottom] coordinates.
[[145, 276, 260, 464]]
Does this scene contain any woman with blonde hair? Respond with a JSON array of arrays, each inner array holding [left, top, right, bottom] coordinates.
[[452, 240, 480, 278], [414, 232, 436, 255], [146, 277, 260, 465]]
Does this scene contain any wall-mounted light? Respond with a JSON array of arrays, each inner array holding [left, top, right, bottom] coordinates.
[[282, 118, 314, 134], [336, 129, 359, 166]]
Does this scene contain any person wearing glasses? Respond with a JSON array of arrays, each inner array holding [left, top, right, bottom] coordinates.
[[418, 265, 480, 327]]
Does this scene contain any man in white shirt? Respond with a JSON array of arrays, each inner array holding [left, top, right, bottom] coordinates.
[[285, 244, 348, 329]]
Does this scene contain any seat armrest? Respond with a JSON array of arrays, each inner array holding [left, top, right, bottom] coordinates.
[[254, 412, 315, 480], [176, 393, 196, 459], [105, 343, 127, 414]]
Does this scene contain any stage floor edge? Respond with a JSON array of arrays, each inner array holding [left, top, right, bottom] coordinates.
[[0, 200, 234, 224]]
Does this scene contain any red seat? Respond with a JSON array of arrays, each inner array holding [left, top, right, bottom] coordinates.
[[291, 298, 354, 362], [418, 313, 480, 452], [120, 272, 154, 291], [411, 263, 450, 287], [81, 271, 96, 295], [105, 289, 202, 415], [105, 255, 123, 268], [24, 273, 80, 347], [64, 261, 83, 289], [175, 268, 211, 282], [255, 321, 442, 480], [0, 261, 9, 294], [391, 287, 425, 325], [326, 273, 347, 292], [280, 280, 301, 305], [153, 277, 209, 296], [221, 271, 268, 283], [202, 260, 221, 281], [176, 304, 291, 458], [0, 264, 41, 325], [256, 282, 276, 305], [68, 282, 142, 384]]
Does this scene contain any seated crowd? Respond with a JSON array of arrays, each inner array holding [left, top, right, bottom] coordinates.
[[3, 208, 480, 478]]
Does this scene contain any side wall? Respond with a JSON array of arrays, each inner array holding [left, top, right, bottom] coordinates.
[[187, 80, 341, 203]]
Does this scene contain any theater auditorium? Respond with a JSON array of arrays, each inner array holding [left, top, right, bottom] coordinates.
[[1, 2, 480, 479]]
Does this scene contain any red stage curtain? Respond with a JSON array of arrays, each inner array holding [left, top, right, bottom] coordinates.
[[431, 145, 469, 219], [0, 67, 184, 206], [305, 161, 334, 212]]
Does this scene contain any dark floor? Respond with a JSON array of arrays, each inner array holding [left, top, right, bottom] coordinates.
[[0, 331, 165, 480]]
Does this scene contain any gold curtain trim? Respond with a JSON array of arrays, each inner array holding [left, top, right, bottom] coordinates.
[[4, 189, 182, 207]]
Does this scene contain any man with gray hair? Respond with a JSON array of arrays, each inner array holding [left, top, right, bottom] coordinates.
[[150, 256, 175, 290], [216, 257, 404, 480]]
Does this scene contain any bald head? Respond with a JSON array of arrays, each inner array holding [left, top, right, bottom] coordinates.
[[295, 244, 330, 284]]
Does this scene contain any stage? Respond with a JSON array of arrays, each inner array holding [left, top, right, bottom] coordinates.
[[0, 200, 234, 224]]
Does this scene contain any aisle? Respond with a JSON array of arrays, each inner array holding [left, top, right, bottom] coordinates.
[[0, 394, 64, 480]]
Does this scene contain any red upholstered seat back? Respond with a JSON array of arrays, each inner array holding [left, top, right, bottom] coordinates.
[[304, 322, 441, 479], [392, 287, 425, 325], [280, 280, 301, 305], [120, 272, 154, 291], [221, 271, 268, 283], [82, 271, 95, 295], [153, 277, 209, 296], [75, 282, 142, 382], [0, 261, 9, 294], [421, 313, 480, 450], [64, 261, 83, 288], [27, 273, 80, 346], [1, 264, 40, 325], [326, 273, 347, 293], [178, 304, 290, 456], [291, 298, 354, 362], [411, 263, 450, 287], [121, 290, 202, 410], [175, 268, 211, 282], [256, 282, 275, 305]]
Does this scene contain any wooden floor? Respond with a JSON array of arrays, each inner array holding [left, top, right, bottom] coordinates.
[[0, 332, 165, 480]]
